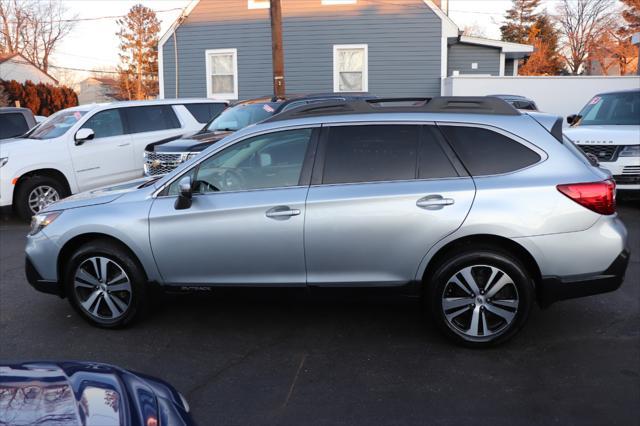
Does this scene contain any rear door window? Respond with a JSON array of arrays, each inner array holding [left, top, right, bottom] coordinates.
[[184, 103, 227, 123], [0, 113, 29, 138], [123, 105, 181, 134], [439, 126, 541, 175], [321, 125, 419, 184]]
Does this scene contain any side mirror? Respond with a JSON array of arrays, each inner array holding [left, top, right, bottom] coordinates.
[[174, 176, 193, 210], [566, 114, 581, 126], [75, 128, 95, 145]]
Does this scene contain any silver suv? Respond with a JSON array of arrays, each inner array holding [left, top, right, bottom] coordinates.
[[25, 97, 629, 347]]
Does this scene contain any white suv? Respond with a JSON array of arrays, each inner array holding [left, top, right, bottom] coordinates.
[[0, 99, 227, 219], [565, 89, 640, 191]]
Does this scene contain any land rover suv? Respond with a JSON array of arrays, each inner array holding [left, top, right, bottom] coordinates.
[[25, 97, 629, 347]]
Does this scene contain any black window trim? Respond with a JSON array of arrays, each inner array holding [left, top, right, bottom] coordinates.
[[156, 125, 321, 198], [310, 121, 469, 187], [435, 121, 548, 177]]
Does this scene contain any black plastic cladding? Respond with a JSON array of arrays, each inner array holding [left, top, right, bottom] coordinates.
[[263, 96, 521, 123]]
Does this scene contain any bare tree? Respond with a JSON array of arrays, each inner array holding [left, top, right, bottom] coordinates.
[[0, 84, 9, 107], [462, 22, 487, 38], [0, 0, 75, 72], [556, 0, 617, 74]]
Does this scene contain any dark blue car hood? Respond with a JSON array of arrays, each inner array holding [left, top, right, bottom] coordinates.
[[0, 361, 194, 426]]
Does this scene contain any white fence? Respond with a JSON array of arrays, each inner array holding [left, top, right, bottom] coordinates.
[[442, 75, 640, 122]]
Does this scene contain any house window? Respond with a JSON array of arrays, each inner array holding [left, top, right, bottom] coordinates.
[[322, 0, 356, 4], [333, 44, 368, 92], [248, 0, 269, 9], [205, 49, 238, 100]]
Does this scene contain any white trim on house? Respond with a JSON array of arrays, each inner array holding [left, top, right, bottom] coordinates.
[[333, 44, 368, 93], [158, 44, 165, 99], [499, 52, 505, 76], [513, 59, 519, 76], [158, 0, 200, 49], [248, 0, 270, 9], [205, 48, 239, 100], [458, 35, 533, 56], [423, 0, 458, 38]]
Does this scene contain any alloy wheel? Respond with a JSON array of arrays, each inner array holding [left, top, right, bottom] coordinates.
[[28, 185, 60, 214], [441, 265, 519, 341], [73, 256, 132, 321]]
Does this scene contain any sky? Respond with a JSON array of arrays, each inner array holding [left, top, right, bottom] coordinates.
[[49, 0, 575, 85]]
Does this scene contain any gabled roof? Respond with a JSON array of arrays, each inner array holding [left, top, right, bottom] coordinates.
[[0, 52, 59, 84], [159, 0, 460, 48]]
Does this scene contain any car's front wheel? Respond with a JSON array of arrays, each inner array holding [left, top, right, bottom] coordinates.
[[14, 175, 68, 220], [64, 240, 147, 328], [427, 247, 534, 347]]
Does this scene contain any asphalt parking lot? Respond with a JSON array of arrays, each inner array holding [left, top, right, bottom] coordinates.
[[1, 199, 638, 426]]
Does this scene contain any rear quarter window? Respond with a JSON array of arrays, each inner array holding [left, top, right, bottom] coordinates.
[[440, 126, 541, 175], [0, 113, 29, 138], [124, 105, 181, 133]]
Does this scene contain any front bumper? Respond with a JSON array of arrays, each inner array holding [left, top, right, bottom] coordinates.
[[539, 249, 630, 307], [25, 256, 63, 297]]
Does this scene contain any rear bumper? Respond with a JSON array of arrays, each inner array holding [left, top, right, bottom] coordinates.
[[25, 256, 63, 297], [539, 249, 629, 307]]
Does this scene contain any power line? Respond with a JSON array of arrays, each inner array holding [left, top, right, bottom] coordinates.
[[3, 7, 183, 24], [8, 59, 155, 76]]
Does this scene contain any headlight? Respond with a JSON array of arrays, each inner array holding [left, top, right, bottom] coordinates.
[[0, 157, 7, 167], [619, 145, 640, 157], [29, 211, 62, 236]]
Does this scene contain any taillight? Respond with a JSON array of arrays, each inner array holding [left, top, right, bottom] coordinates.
[[557, 179, 616, 215]]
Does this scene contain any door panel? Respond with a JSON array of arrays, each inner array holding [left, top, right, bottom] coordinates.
[[148, 127, 316, 286], [71, 108, 136, 190], [149, 188, 308, 286], [304, 179, 475, 285]]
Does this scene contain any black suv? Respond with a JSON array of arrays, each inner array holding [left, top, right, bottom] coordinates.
[[0, 107, 37, 139], [143, 93, 375, 176]]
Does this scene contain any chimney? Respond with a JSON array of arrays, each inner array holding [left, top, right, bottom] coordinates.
[[432, 0, 449, 14]]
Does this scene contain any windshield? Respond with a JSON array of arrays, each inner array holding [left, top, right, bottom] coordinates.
[[205, 103, 276, 132], [27, 110, 88, 140], [577, 92, 640, 126]]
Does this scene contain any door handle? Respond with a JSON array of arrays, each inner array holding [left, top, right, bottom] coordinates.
[[265, 206, 301, 219], [416, 195, 455, 210], [118, 143, 131, 147]]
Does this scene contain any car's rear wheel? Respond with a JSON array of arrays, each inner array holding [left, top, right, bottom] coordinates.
[[64, 240, 147, 328], [427, 247, 534, 347], [15, 175, 68, 220]]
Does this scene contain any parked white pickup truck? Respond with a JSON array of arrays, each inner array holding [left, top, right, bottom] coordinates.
[[0, 99, 227, 219], [565, 89, 640, 192]]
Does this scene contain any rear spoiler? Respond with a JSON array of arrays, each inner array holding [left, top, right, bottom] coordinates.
[[526, 112, 563, 143]]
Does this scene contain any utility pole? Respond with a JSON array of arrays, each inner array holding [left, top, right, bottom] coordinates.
[[269, 0, 286, 99]]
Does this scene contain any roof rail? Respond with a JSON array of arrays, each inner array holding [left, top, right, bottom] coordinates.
[[263, 96, 520, 123]]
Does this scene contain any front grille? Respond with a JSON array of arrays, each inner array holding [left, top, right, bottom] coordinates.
[[578, 145, 619, 162], [144, 152, 186, 176], [621, 165, 640, 175]]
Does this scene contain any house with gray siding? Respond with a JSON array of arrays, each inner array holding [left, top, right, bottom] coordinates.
[[158, 0, 532, 101]]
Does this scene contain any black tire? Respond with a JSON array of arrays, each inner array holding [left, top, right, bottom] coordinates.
[[64, 240, 148, 328], [426, 247, 534, 348], [14, 175, 69, 221]]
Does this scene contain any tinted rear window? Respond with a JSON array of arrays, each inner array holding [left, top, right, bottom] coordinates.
[[322, 125, 419, 184], [124, 105, 181, 133], [440, 126, 541, 175], [0, 113, 29, 138], [184, 103, 226, 123]]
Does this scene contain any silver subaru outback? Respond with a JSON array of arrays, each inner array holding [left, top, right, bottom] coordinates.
[[25, 97, 629, 347]]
